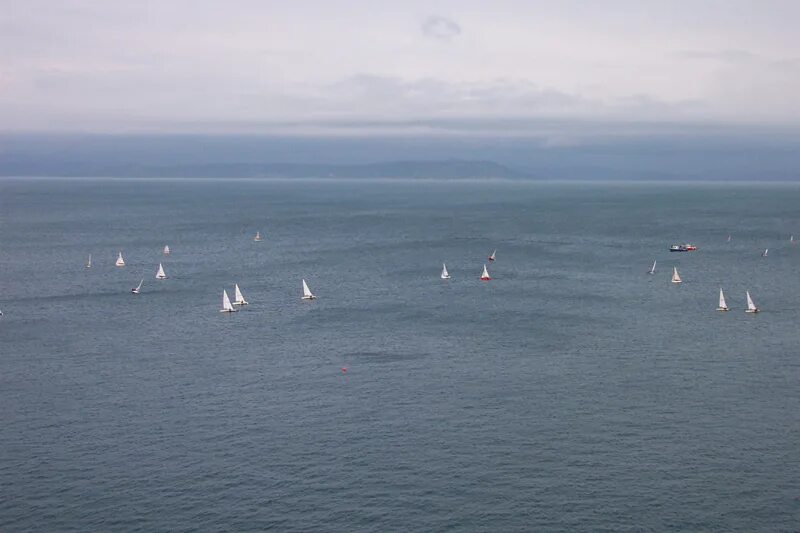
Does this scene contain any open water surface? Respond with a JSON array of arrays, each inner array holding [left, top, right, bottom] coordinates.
[[1, 178, 799, 531]]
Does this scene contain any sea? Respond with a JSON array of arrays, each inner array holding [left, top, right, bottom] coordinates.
[[1, 177, 799, 532]]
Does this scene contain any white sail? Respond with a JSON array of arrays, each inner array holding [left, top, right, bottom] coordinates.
[[745, 290, 758, 313], [115, 252, 125, 267], [132, 279, 143, 294], [221, 289, 236, 312], [791, 235, 795, 243], [671, 267, 682, 283], [233, 283, 248, 305], [648, 260, 656, 274], [488, 249, 496, 261], [302, 279, 316, 299], [86, 254, 92, 268], [254, 231, 262, 242], [155, 263, 167, 279], [727, 234, 731, 242], [480, 264, 491, 280], [717, 288, 728, 311], [163, 245, 170, 255], [441, 263, 450, 279], [762, 248, 768, 257]]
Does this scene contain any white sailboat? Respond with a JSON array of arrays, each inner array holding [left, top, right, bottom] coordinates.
[[86, 254, 92, 269], [480, 264, 492, 281], [727, 234, 731, 242], [155, 263, 167, 279], [488, 249, 496, 262], [131, 279, 143, 294], [254, 231, 262, 242], [233, 284, 248, 305], [745, 290, 759, 313], [302, 279, 316, 300], [648, 260, 656, 274], [115, 252, 125, 267], [441, 263, 451, 279], [790, 235, 795, 244], [717, 288, 729, 311], [220, 289, 237, 312], [762, 248, 768, 257], [163, 245, 170, 255], [671, 267, 682, 284]]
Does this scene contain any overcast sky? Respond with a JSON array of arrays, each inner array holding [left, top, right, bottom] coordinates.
[[2, 0, 799, 134]]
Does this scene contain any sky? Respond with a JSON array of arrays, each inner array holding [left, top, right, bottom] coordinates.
[[2, 0, 800, 135]]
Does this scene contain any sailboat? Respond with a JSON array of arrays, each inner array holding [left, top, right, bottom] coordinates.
[[671, 267, 682, 284], [745, 290, 759, 313], [648, 260, 656, 274], [488, 250, 496, 262], [155, 263, 167, 279], [86, 254, 92, 269], [480, 264, 492, 281], [441, 263, 451, 279], [790, 235, 795, 244], [302, 279, 316, 300], [727, 234, 732, 242], [762, 248, 769, 257], [233, 284, 248, 305], [163, 245, 170, 255], [220, 289, 237, 312], [131, 279, 143, 294], [717, 288, 729, 311], [115, 252, 125, 267], [254, 231, 262, 242]]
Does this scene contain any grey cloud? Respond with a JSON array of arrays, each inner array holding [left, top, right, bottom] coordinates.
[[421, 16, 461, 41], [677, 49, 758, 63]]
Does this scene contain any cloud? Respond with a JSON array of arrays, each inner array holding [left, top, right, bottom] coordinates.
[[421, 16, 461, 41]]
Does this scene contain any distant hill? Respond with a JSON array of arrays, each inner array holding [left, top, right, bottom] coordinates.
[[0, 158, 520, 179]]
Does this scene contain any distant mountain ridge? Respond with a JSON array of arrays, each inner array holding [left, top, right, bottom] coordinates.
[[0, 159, 520, 179]]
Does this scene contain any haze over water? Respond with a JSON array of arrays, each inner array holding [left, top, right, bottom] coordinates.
[[1, 178, 799, 531]]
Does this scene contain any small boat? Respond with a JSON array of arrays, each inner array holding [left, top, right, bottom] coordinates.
[[790, 235, 795, 244], [488, 250, 496, 262], [669, 244, 697, 252], [480, 264, 492, 281], [155, 263, 167, 279], [86, 254, 92, 269], [233, 284, 248, 306], [648, 260, 656, 274], [671, 267, 682, 284], [745, 290, 759, 313], [717, 288, 729, 311], [115, 252, 125, 267], [762, 248, 768, 257], [220, 289, 237, 312], [163, 245, 170, 255], [254, 231, 262, 242], [131, 279, 143, 294], [302, 279, 316, 300], [727, 234, 732, 242], [441, 263, 451, 279]]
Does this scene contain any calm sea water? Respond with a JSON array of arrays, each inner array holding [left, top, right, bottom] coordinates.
[[1, 178, 799, 532]]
